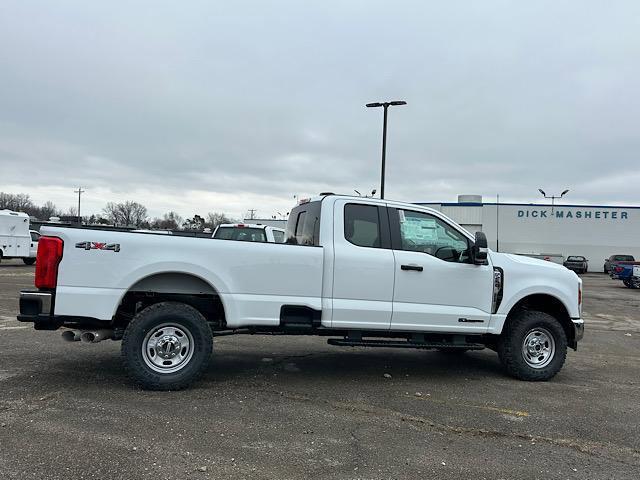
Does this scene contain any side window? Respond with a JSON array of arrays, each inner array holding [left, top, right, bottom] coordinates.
[[294, 212, 307, 238], [272, 230, 285, 243], [397, 209, 470, 263], [285, 201, 322, 246], [344, 204, 381, 248]]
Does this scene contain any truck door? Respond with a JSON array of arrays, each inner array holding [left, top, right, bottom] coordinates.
[[330, 200, 394, 329], [389, 207, 493, 333]]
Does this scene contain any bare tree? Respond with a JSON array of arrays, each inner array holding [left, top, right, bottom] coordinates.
[[102, 201, 149, 227], [150, 211, 183, 230], [182, 214, 206, 231], [40, 201, 60, 220], [206, 212, 234, 230], [0, 192, 34, 212]]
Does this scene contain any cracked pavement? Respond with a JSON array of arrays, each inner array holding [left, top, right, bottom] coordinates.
[[1, 261, 639, 479]]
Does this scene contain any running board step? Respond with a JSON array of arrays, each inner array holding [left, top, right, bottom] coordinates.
[[327, 338, 485, 350]]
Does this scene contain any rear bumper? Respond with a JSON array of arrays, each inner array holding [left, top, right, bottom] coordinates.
[[17, 290, 61, 330]]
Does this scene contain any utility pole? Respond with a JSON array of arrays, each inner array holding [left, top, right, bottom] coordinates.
[[74, 187, 85, 224], [366, 100, 407, 199], [247, 209, 257, 220], [496, 194, 500, 252]]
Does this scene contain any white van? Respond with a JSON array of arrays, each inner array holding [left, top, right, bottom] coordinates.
[[0, 210, 37, 264]]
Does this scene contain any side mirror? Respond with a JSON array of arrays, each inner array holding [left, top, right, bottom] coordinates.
[[471, 231, 488, 265]]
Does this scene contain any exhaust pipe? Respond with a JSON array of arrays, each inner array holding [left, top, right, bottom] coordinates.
[[80, 329, 114, 343], [61, 330, 82, 342]]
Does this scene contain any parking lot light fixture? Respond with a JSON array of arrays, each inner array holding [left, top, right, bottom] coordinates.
[[538, 188, 569, 214], [366, 100, 407, 199]]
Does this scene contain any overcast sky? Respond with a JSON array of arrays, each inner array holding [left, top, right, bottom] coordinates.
[[1, 1, 639, 219]]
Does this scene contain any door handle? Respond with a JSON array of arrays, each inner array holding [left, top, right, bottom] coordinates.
[[401, 264, 423, 272]]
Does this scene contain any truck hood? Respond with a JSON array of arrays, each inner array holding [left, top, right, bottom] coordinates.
[[488, 251, 581, 319], [497, 253, 567, 271]]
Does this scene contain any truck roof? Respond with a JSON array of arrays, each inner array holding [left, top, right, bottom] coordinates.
[[0, 209, 29, 219], [302, 194, 444, 217]]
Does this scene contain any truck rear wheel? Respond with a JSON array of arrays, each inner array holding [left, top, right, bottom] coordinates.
[[121, 302, 213, 390], [498, 310, 567, 381], [23, 258, 36, 265]]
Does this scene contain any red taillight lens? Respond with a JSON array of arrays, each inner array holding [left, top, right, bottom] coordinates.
[[35, 237, 64, 289], [614, 266, 624, 273]]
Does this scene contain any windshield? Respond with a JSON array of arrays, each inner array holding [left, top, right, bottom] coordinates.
[[567, 256, 585, 261], [214, 227, 267, 242], [613, 255, 634, 261]]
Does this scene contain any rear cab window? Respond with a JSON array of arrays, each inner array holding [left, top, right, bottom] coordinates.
[[214, 227, 267, 242], [272, 230, 285, 243], [286, 201, 322, 246]]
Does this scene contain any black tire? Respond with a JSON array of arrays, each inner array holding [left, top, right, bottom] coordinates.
[[603, 266, 608, 274], [623, 280, 631, 288], [23, 257, 36, 265], [497, 310, 567, 381], [121, 302, 213, 391]]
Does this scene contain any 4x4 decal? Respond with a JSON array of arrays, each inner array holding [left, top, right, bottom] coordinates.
[[75, 241, 120, 252]]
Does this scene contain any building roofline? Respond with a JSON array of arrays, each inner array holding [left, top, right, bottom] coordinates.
[[415, 202, 640, 209]]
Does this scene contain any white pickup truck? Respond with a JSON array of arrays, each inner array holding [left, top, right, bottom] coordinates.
[[18, 194, 583, 390]]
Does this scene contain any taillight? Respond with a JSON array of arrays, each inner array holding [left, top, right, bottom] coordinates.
[[35, 237, 64, 289], [614, 266, 624, 273]]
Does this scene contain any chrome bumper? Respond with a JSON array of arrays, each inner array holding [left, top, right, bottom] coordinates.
[[571, 318, 584, 348]]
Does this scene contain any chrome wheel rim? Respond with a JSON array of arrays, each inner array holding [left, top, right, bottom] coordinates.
[[142, 323, 194, 374], [522, 327, 555, 368]]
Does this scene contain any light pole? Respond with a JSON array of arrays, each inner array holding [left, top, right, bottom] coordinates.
[[538, 188, 569, 214], [366, 100, 407, 199], [74, 187, 85, 224]]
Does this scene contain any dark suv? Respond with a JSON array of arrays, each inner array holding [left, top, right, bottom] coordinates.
[[604, 255, 635, 274]]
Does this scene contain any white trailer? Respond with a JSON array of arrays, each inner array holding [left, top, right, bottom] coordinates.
[[0, 210, 37, 264]]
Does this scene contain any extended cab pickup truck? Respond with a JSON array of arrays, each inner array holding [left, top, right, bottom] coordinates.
[[18, 195, 584, 390]]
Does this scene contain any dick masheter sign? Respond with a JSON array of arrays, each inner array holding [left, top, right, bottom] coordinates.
[[517, 209, 629, 220]]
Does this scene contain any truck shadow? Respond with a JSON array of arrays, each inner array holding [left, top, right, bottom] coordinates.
[[201, 348, 506, 384], [28, 347, 505, 391]]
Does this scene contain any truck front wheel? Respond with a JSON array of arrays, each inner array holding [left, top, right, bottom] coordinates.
[[498, 310, 567, 381], [23, 258, 36, 265], [121, 302, 213, 390]]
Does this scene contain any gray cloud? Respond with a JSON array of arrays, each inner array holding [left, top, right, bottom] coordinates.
[[1, 0, 639, 218]]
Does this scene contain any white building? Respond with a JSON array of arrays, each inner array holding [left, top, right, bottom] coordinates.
[[418, 195, 640, 272]]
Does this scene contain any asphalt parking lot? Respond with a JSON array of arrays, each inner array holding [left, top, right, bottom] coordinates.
[[1, 260, 639, 480]]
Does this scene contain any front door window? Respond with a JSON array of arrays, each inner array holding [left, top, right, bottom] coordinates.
[[397, 209, 470, 263]]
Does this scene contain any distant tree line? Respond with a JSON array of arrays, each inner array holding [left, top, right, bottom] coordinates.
[[1, 192, 237, 231], [0, 192, 61, 219]]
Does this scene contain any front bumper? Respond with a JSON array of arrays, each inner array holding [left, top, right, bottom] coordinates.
[[17, 290, 61, 330], [571, 318, 584, 349]]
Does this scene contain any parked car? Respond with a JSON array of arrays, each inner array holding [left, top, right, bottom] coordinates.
[[213, 223, 286, 243], [603, 254, 635, 274], [0, 209, 37, 265], [29, 230, 40, 261], [18, 194, 583, 390], [563, 256, 588, 274], [609, 264, 640, 288]]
